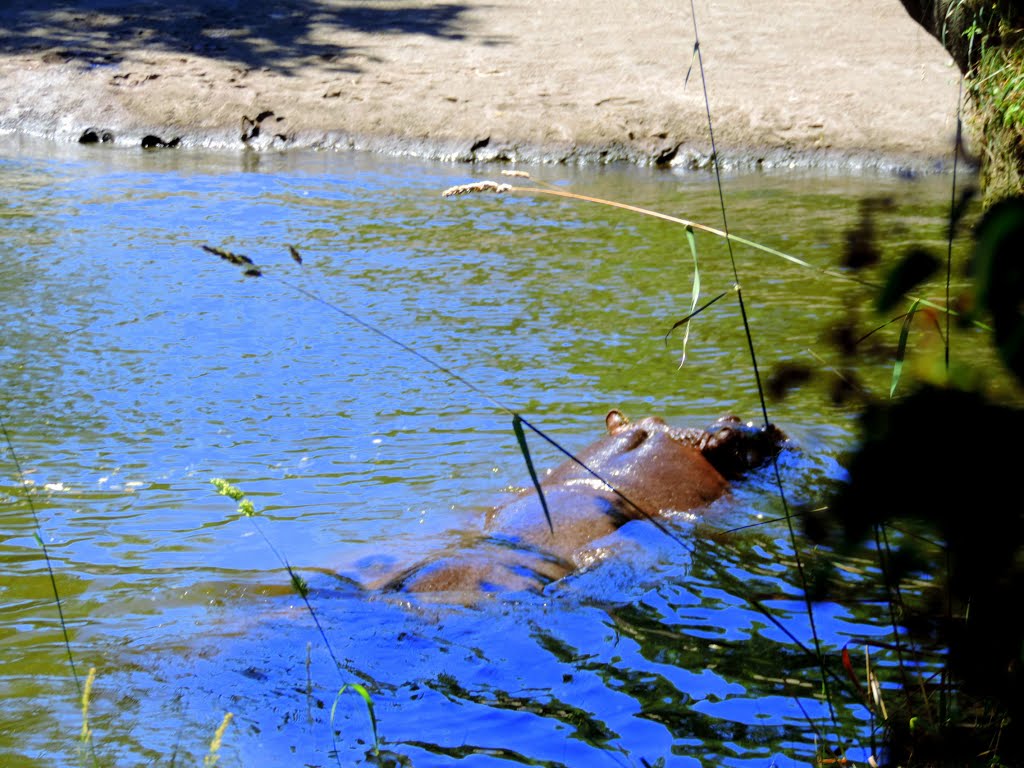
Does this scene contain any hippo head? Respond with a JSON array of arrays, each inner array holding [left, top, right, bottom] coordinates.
[[535, 410, 786, 521], [534, 410, 728, 521], [604, 410, 787, 480]]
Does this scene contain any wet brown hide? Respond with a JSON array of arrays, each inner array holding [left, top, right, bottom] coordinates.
[[372, 410, 784, 600]]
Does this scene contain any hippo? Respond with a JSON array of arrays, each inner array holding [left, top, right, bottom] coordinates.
[[370, 410, 787, 600]]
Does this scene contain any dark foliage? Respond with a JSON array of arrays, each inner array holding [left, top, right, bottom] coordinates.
[[784, 195, 1024, 765]]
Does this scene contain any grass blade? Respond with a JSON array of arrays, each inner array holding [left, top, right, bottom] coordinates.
[[512, 414, 553, 533], [330, 683, 380, 760], [890, 299, 921, 398], [79, 667, 97, 766], [677, 225, 701, 367]]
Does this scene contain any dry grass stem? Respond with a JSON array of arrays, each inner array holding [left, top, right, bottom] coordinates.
[[204, 712, 234, 766], [441, 181, 512, 197], [80, 666, 96, 744], [445, 181, 971, 325]]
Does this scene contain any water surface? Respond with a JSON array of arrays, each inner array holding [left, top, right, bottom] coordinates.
[[0, 136, 1004, 766]]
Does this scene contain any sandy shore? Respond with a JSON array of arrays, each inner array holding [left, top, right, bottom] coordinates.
[[0, 0, 964, 170]]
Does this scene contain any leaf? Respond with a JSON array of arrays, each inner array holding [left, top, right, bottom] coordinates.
[[890, 299, 921, 398], [512, 414, 553, 533], [677, 225, 701, 367], [840, 645, 862, 693], [876, 248, 939, 313], [348, 683, 378, 752], [331, 683, 380, 758], [972, 196, 1024, 384], [767, 363, 814, 400], [289, 568, 309, 599], [683, 41, 698, 90]]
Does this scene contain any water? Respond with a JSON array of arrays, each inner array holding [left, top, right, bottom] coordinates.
[[0, 136, 1007, 766]]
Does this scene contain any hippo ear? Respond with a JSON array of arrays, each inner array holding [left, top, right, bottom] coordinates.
[[605, 410, 629, 434]]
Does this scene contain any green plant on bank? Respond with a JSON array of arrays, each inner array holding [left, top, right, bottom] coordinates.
[[973, 29, 1024, 202], [950, 0, 1024, 203]]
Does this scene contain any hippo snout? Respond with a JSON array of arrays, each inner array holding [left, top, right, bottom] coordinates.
[[698, 416, 788, 478]]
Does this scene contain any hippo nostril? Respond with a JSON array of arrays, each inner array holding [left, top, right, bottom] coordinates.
[[710, 427, 735, 447], [621, 429, 648, 451]]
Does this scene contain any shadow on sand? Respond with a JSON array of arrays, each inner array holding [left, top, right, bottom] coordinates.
[[0, 0, 503, 75]]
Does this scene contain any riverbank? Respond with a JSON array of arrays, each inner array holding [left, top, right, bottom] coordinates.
[[0, 0, 963, 171]]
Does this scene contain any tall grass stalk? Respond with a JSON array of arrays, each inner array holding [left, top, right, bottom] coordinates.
[[675, 16, 831, 724], [210, 479, 347, 678], [0, 414, 82, 691], [694, 0, 833, 745], [698, 0, 833, 739], [306, 641, 315, 726], [946, 74, 967, 372], [937, 76, 966, 745], [211, 478, 359, 765], [1, 413, 103, 765]]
